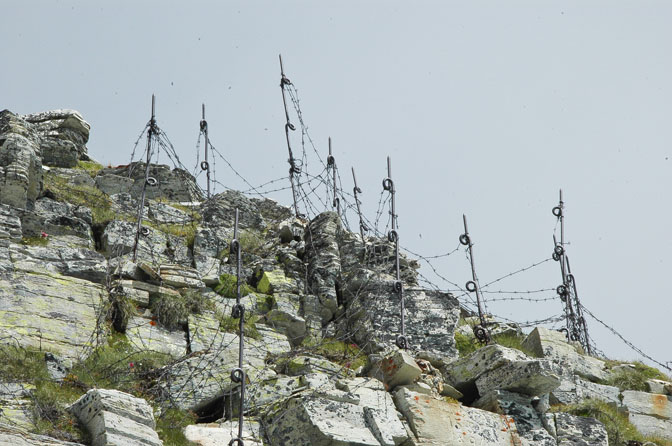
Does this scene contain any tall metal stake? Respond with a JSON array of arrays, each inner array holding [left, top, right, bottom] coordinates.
[[460, 214, 490, 343], [279, 54, 300, 217], [200, 103, 211, 199], [552, 190, 591, 353], [327, 137, 340, 216], [132, 94, 157, 263], [229, 208, 246, 446], [383, 157, 407, 349], [351, 167, 368, 242]]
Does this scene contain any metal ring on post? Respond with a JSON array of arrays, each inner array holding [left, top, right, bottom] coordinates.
[[327, 155, 335, 166], [231, 303, 245, 320], [230, 367, 245, 384], [395, 334, 408, 350], [567, 274, 575, 285], [382, 178, 393, 191], [556, 284, 568, 296], [459, 234, 470, 246], [281, 76, 291, 86], [228, 438, 244, 446], [473, 325, 490, 343], [552, 206, 562, 217], [554, 245, 564, 256], [140, 227, 150, 236], [360, 222, 369, 233], [393, 281, 402, 293], [200, 120, 207, 131], [230, 239, 240, 255], [552, 252, 561, 261], [388, 229, 398, 243], [465, 281, 477, 293], [333, 197, 340, 209], [201, 161, 209, 171], [354, 186, 362, 194], [285, 122, 296, 131], [146, 177, 158, 187], [559, 327, 569, 340]]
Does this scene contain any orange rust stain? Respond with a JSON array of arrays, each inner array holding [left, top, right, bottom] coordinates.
[[652, 394, 668, 417], [425, 400, 430, 403], [462, 432, 467, 436], [455, 412, 461, 416], [414, 396, 419, 401]]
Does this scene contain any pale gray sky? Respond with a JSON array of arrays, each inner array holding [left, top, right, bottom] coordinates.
[[3, 1, 672, 368]]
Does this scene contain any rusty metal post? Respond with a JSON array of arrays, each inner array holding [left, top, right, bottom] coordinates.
[[132, 94, 157, 263], [351, 167, 368, 242], [229, 208, 246, 446], [279, 54, 300, 218], [200, 103, 211, 199], [383, 156, 406, 349], [327, 137, 340, 216], [460, 214, 490, 343]]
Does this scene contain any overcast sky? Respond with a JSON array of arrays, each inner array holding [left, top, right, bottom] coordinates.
[[3, 1, 671, 369]]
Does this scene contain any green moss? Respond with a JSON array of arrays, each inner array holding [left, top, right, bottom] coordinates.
[[603, 361, 670, 392], [455, 330, 539, 358], [0, 345, 51, 382], [155, 408, 197, 446], [76, 160, 104, 178], [299, 337, 367, 371], [150, 295, 189, 331], [145, 221, 198, 250], [21, 236, 49, 246], [454, 331, 479, 357], [218, 312, 262, 341], [213, 273, 254, 299], [551, 399, 672, 446]]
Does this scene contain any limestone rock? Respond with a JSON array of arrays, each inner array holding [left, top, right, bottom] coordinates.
[[155, 264, 204, 289], [69, 389, 162, 446], [227, 376, 303, 417], [549, 375, 620, 406], [265, 293, 306, 343], [621, 390, 672, 439], [33, 197, 93, 242], [443, 344, 530, 392], [393, 387, 523, 445], [304, 212, 341, 324], [646, 378, 672, 395], [264, 380, 407, 446], [0, 111, 43, 210], [100, 162, 202, 202], [192, 226, 231, 285], [0, 423, 85, 446], [148, 201, 192, 224], [380, 350, 422, 389], [10, 242, 106, 283], [277, 217, 305, 243], [95, 174, 134, 196], [125, 315, 187, 358], [201, 190, 265, 230], [474, 390, 556, 445], [184, 421, 263, 446], [22, 110, 90, 167], [250, 196, 293, 225], [102, 220, 190, 266], [257, 270, 298, 295], [551, 412, 608, 446], [0, 270, 106, 365], [475, 359, 562, 397], [285, 356, 345, 377], [0, 383, 34, 430], [522, 327, 607, 382]]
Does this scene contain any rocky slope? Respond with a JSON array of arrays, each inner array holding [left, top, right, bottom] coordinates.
[[1, 109, 671, 446]]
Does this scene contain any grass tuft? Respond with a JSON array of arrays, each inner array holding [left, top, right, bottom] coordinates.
[[213, 273, 255, 299], [76, 160, 104, 178]]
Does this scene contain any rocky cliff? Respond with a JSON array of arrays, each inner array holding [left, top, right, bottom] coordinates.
[[0, 109, 671, 446]]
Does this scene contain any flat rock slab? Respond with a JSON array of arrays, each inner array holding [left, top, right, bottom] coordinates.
[[622, 390, 672, 439], [443, 344, 530, 391], [265, 385, 407, 446], [0, 422, 85, 446], [69, 389, 162, 446], [475, 359, 562, 397], [0, 270, 106, 365], [125, 315, 187, 358], [522, 327, 607, 382], [550, 375, 620, 406], [393, 388, 523, 445], [0, 383, 34, 430], [184, 421, 263, 446]]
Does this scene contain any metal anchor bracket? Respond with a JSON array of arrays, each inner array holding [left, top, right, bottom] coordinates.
[[461, 214, 490, 343]]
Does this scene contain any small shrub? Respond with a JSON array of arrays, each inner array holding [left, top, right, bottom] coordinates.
[[0, 345, 51, 382], [108, 292, 137, 333], [180, 289, 214, 314], [155, 408, 197, 446], [239, 230, 265, 255], [31, 382, 89, 443], [213, 273, 254, 299], [150, 295, 189, 331]]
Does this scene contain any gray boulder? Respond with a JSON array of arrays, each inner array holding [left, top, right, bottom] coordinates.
[[622, 390, 672, 439], [100, 162, 202, 202], [0, 111, 43, 210], [0, 423, 85, 446], [69, 389, 162, 446], [22, 110, 90, 167], [551, 412, 608, 446], [201, 190, 263, 229]]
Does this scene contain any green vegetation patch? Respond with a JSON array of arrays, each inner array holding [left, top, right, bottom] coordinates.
[[43, 171, 118, 224], [21, 236, 49, 247], [300, 337, 367, 371], [551, 399, 672, 446], [603, 360, 670, 392], [454, 330, 539, 358], [155, 408, 198, 446], [239, 229, 266, 255], [213, 273, 255, 299], [76, 160, 104, 178], [218, 312, 262, 341]]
